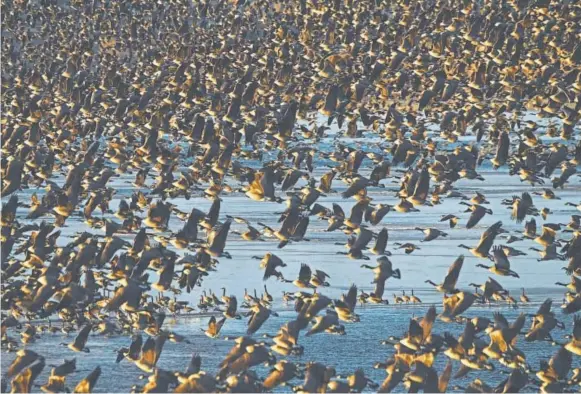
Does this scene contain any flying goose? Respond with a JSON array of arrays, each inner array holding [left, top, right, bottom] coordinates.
[[458, 221, 504, 258], [475, 246, 520, 277], [425, 255, 464, 293]]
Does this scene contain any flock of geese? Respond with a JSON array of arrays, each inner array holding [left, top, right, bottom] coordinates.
[[2, 0, 581, 392]]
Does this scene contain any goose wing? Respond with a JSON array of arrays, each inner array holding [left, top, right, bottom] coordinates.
[[411, 167, 429, 201], [492, 246, 511, 270], [128, 334, 143, 360], [466, 206, 485, 229], [138, 337, 156, 370], [207, 316, 218, 336], [438, 360, 453, 393], [573, 315, 581, 340], [536, 298, 552, 316], [247, 308, 269, 335], [493, 312, 509, 329], [549, 346, 572, 380], [226, 296, 238, 316], [298, 263, 312, 283], [332, 203, 345, 218], [420, 306, 437, 340], [73, 324, 92, 350], [73, 366, 101, 393], [343, 284, 357, 311], [443, 255, 463, 289]]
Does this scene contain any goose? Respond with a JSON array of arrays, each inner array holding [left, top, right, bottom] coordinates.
[[134, 334, 167, 373], [475, 246, 520, 277], [563, 294, 581, 314], [404, 360, 451, 393], [523, 217, 537, 238], [73, 366, 101, 394], [520, 288, 531, 303], [142, 200, 172, 231], [367, 204, 392, 225], [204, 316, 226, 338], [565, 202, 581, 212], [525, 299, 563, 342], [541, 207, 552, 220], [439, 291, 477, 322], [378, 359, 408, 393], [370, 228, 390, 255], [254, 253, 287, 281], [410, 290, 422, 303], [262, 285, 273, 304], [206, 218, 232, 258], [555, 275, 581, 293], [310, 270, 331, 288], [530, 243, 565, 261], [562, 215, 581, 232], [440, 214, 459, 228], [482, 313, 525, 362], [306, 309, 343, 336], [501, 245, 527, 257], [361, 256, 402, 283], [62, 324, 92, 353], [174, 372, 216, 393], [326, 203, 345, 232], [245, 169, 280, 202], [393, 294, 404, 304], [247, 302, 277, 335], [406, 167, 430, 206], [341, 176, 370, 199], [510, 192, 536, 223], [282, 292, 295, 304], [334, 284, 359, 322], [1, 156, 25, 196], [360, 258, 401, 304], [425, 255, 464, 293], [290, 264, 316, 289], [469, 277, 508, 303], [272, 208, 301, 243], [394, 198, 420, 213], [10, 357, 45, 394], [533, 189, 560, 200], [461, 203, 493, 229], [218, 341, 275, 378], [344, 199, 371, 229], [262, 361, 299, 390], [401, 306, 437, 351], [317, 169, 337, 193], [455, 379, 493, 393], [536, 346, 572, 386], [565, 316, 581, 356], [394, 242, 421, 254], [491, 131, 509, 169], [6, 350, 41, 379], [224, 296, 241, 320], [415, 227, 448, 242], [458, 221, 504, 258], [534, 224, 559, 247], [294, 362, 335, 393], [337, 227, 373, 260], [495, 369, 529, 393], [41, 373, 67, 393], [116, 334, 143, 363], [469, 191, 490, 205], [443, 322, 474, 361]]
